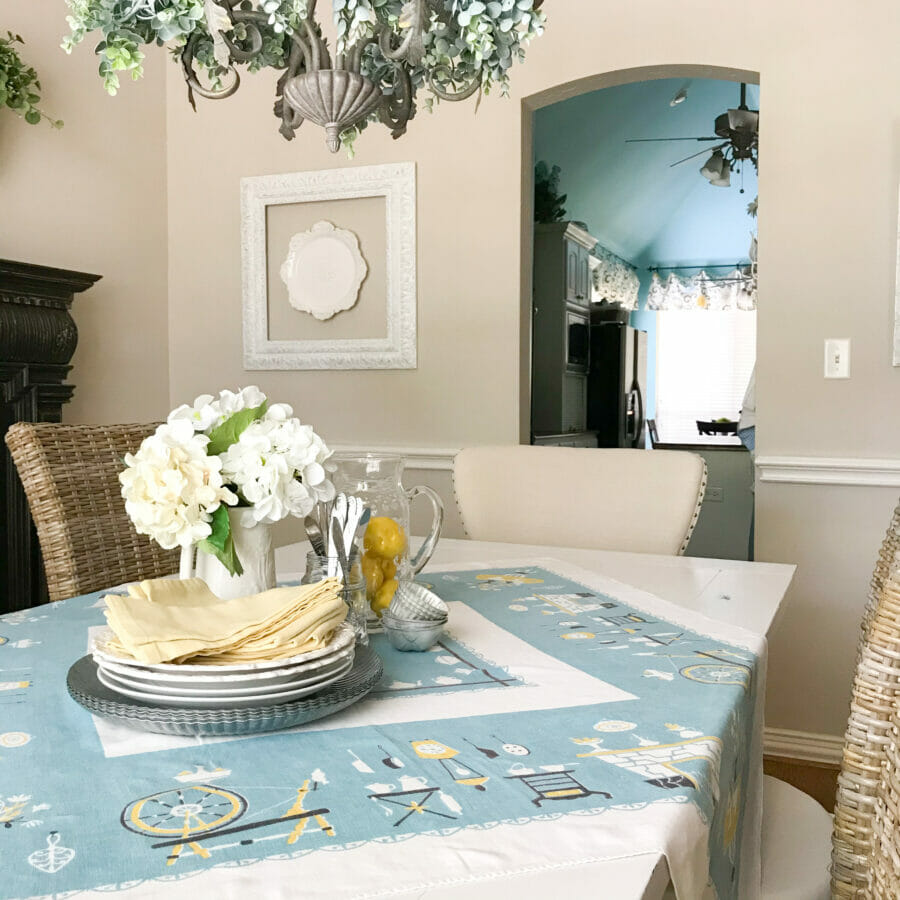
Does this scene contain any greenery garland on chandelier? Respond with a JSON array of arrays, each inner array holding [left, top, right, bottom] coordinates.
[[62, 0, 546, 152], [0, 32, 62, 128]]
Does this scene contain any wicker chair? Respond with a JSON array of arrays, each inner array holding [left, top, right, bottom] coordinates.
[[757, 504, 900, 899], [4, 422, 178, 602], [870, 704, 900, 897], [829, 554, 900, 897]]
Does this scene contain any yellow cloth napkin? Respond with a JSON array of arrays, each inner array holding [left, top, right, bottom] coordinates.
[[103, 577, 346, 665]]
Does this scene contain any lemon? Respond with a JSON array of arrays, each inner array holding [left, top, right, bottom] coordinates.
[[371, 578, 398, 617], [364, 517, 406, 559], [361, 553, 384, 600], [381, 558, 397, 581]]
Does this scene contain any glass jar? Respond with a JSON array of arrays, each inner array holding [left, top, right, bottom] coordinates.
[[301, 552, 368, 646], [331, 454, 443, 615]]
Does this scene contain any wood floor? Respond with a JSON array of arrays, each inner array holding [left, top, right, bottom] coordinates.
[[763, 755, 840, 812]]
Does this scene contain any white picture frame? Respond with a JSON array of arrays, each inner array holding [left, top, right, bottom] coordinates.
[[241, 162, 416, 370]]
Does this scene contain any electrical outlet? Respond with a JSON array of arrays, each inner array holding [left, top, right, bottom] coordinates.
[[706, 486, 724, 502]]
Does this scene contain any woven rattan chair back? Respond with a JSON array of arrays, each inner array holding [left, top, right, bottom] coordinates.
[[860, 502, 900, 652], [871, 694, 900, 898], [5, 422, 178, 602], [832, 560, 900, 897]]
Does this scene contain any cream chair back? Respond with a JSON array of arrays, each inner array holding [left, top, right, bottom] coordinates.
[[452, 446, 707, 556]]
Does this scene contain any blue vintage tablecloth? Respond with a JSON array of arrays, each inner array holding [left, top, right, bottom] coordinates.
[[0, 559, 764, 900]]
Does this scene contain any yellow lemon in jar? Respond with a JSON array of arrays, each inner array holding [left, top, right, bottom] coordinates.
[[364, 517, 406, 559], [371, 579, 399, 617], [361, 553, 384, 600], [381, 558, 398, 581]]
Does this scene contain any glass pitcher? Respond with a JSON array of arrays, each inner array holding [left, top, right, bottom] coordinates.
[[331, 454, 443, 614]]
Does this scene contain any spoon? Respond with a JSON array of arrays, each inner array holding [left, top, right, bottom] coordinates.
[[463, 737, 499, 759], [304, 515, 327, 556], [330, 519, 350, 582]]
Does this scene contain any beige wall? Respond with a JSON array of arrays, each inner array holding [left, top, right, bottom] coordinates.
[[163, 1, 900, 737], [7, 2, 897, 738], [2, 1, 169, 424]]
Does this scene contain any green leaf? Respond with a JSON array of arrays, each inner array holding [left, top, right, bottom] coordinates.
[[197, 504, 244, 576], [205, 401, 267, 456]]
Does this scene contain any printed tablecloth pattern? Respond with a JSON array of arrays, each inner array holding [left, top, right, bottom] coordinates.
[[0, 559, 765, 900]]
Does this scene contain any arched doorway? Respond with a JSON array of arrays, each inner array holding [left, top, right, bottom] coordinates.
[[519, 66, 760, 559]]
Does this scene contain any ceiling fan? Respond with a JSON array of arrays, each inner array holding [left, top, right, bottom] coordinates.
[[626, 83, 759, 189]]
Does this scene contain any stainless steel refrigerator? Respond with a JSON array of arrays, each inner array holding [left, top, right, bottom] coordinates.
[[587, 310, 648, 448]]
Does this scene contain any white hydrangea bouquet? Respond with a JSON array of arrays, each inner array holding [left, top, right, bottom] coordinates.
[[120, 386, 334, 577]]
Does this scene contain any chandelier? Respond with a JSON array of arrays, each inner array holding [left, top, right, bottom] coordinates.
[[63, 0, 546, 153]]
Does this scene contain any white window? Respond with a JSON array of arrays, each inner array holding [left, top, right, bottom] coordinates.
[[654, 310, 756, 443]]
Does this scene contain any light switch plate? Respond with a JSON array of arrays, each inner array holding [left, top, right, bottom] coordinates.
[[824, 338, 850, 379]]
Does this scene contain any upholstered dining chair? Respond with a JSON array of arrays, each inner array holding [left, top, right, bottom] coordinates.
[[5, 422, 178, 602], [452, 445, 707, 556]]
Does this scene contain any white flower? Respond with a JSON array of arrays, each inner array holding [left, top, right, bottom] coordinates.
[[167, 393, 220, 432], [219, 414, 334, 525], [120, 420, 238, 549], [167, 386, 268, 434]]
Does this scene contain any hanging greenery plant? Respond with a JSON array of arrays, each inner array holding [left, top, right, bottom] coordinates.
[[61, 0, 545, 151], [0, 32, 62, 128], [534, 160, 566, 224]]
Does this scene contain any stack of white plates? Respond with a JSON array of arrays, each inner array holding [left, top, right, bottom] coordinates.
[[90, 622, 356, 708]]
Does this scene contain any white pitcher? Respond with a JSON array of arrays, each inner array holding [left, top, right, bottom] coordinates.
[[179, 507, 275, 601]]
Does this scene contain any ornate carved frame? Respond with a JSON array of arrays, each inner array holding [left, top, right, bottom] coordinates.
[[241, 162, 417, 370]]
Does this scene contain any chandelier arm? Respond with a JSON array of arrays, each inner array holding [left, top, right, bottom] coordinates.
[[274, 36, 308, 138], [300, 15, 325, 71], [180, 32, 241, 102], [376, 0, 428, 63], [348, 35, 378, 73], [378, 64, 413, 138], [222, 24, 264, 62], [427, 68, 481, 102]]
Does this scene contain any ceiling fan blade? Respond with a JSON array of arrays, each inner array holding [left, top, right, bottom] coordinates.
[[626, 137, 721, 143], [669, 142, 728, 167]]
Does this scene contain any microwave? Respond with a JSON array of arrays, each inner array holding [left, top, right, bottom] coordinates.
[[565, 306, 590, 372]]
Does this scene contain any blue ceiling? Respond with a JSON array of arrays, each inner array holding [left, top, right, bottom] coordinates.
[[533, 78, 760, 269]]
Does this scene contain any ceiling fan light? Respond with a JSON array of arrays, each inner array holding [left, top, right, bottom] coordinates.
[[700, 149, 727, 182], [710, 164, 732, 187], [727, 108, 759, 132]]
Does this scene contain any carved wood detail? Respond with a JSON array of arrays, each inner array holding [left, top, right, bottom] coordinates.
[[0, 259, 100, 613]]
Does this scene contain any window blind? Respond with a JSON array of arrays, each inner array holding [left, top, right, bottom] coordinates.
[[655, 310, 757, 443]]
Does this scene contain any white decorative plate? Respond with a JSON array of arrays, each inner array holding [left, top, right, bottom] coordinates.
[[279, 220, 368, 321], [96, 647, 354, 694], [91, 621, 355, 675], [95, 657, 355, 708]]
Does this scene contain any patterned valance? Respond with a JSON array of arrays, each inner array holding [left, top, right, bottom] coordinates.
[[646, 267, 756, 311], [589, 246, 640, 310]]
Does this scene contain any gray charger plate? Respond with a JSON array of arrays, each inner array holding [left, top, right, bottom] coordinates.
[[67, 645, 383, 737]]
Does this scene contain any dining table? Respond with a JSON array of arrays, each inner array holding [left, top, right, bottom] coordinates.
[[1, 537, 794, 900]]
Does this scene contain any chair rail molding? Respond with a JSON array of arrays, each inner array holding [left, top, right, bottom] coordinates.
[[757, 455, 900, 487]]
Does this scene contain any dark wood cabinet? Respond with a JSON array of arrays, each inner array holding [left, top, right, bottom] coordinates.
[[1, 259, 100, 613]]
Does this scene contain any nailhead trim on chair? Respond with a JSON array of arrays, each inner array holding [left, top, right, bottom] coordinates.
[[678, 458, 707, 556]]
